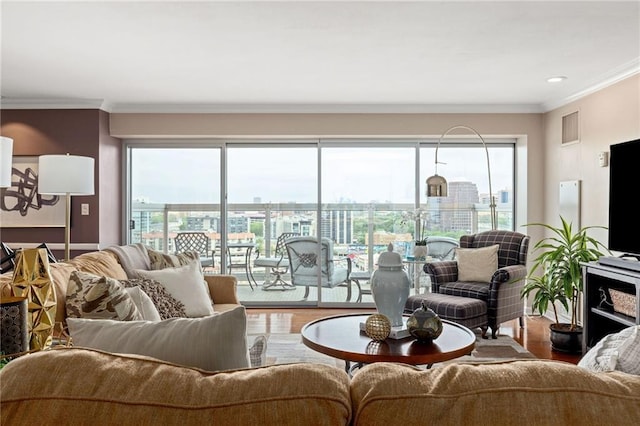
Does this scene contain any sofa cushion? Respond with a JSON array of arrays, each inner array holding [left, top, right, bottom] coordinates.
[[46, 262, 79, 324], [65, 271, 142, 321], [125, 286, 161, 321], [120, 278, 187, 320], [67, 250, 128, 280], [455, 244, 499, 282], [0, 347, 351, 426], [351, 361, 640, 426], [67, 306, 251, 371], [134, 260, 214, 317]]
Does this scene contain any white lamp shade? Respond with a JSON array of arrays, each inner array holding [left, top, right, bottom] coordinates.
[[38, 155, 95, 195], [0, 136, 14, 188]]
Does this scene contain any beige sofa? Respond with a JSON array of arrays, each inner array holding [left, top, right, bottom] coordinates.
[[2, 348, 640, 425], [0, 245, 240, 327], [2, 246, 640, 424]]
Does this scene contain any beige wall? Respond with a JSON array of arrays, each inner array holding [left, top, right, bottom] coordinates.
[[3, 74, 636, 261], [542, 74, 640, 248], [110, 112, 545, 232]]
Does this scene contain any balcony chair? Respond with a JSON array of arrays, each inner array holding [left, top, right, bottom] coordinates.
[[419, 230, 530, 338], [249, 232, 299, 291], [285, 236, 356, 302], [174, 232, 215, 271], [425, 236, 459, 261]]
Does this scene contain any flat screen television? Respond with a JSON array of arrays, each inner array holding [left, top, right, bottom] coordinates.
[[606, 138, 640, 263]]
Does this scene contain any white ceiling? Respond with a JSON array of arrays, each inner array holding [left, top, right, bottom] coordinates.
[[1, 0, 639, 113]]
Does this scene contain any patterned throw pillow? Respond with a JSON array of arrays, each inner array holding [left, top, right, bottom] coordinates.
[[66, 271, 142, 321], [147, 248, 199, 270], [120, 278, 187, 320]]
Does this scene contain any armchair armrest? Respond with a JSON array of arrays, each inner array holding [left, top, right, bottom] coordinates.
[[331, 257, 352, 275], [488, 264, 528, 326], [204, 274, 239, 305], [424, 260, 458, 292], [490, 264, 528, 289]]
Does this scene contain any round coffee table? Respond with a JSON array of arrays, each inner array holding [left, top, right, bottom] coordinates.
[[301, 313, 476, 374]]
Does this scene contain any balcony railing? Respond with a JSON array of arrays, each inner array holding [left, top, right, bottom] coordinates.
[[130, 201, 512, 282]]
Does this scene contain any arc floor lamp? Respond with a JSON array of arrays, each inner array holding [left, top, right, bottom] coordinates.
[[425, 125, 497, 230], [38, 154, 95, 261]]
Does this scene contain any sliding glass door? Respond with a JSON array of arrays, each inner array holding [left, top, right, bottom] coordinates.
[[227, 144, 318, 305], [125, 139, 515, 308], [127, 145, 221, 262]]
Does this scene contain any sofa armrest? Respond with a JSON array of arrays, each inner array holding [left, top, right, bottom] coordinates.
[[423, 260, 458, 292], [204, 274, 239, 305]]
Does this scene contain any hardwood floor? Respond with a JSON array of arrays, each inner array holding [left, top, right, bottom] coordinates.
[[246, 307, 583, 365]]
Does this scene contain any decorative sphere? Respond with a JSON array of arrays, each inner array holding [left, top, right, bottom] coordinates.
[[407, 301, 443, 343], [365, 314, 392, 341]]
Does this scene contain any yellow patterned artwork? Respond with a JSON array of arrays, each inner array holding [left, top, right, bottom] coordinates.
[[10, 248, 56, 351]]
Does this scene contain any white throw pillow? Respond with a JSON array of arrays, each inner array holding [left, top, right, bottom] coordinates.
[[456, 244, 499, 282], [580, 325, 640, 375], [125, 286, 162, 321], [67, 306, 251, 372], [617, 325, 640, 375], [134, 261, 214, 317]]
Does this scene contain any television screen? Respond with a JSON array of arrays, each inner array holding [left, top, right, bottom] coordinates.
[[608, 138, 640, 256]]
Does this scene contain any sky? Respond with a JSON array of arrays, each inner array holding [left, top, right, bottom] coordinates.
[[131, 145, 513, 205]]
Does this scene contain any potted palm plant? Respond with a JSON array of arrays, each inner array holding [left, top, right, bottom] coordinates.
[[522, 216, 608, 353]]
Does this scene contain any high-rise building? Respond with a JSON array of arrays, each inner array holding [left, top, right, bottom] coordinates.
[[321, 210, 353, 244], [437, 180, 478, 233]]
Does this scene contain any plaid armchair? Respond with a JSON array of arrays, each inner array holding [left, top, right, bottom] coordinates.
[[424, 230, 530, 338]]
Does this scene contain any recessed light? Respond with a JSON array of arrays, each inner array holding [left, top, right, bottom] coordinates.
[[547, 76, 567, 83]]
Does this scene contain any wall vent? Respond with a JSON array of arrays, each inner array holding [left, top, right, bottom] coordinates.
[[562, 111, 580, 145]]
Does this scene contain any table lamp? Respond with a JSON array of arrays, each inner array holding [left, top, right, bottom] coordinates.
[[38, 154, 95, 261]]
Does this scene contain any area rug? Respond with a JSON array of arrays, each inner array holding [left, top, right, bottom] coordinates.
[[247, 330, 535, 369]]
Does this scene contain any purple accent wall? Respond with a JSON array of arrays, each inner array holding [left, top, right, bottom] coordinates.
[[0, 109, 122, 258]]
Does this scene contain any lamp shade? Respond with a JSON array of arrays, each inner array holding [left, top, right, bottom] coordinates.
[[426, 174, 448, 197], [0, 136, 14, 188], [38, 154, 95, 195]]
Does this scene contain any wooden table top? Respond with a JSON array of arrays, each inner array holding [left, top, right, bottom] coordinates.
[[301, 313, 476, 366]]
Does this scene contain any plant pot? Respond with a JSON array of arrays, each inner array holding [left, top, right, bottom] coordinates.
[[549, 323, 583, 354], [413, 244, 428, 260]]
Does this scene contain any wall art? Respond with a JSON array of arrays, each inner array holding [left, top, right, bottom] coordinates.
[[0, 156, 65, 227]]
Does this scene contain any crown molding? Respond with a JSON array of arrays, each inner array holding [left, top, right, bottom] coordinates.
[[542, 58, 640, 112], [0, 99, 543, 114], [0, 98, 111, 111], [105, 103, 544, 114]]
